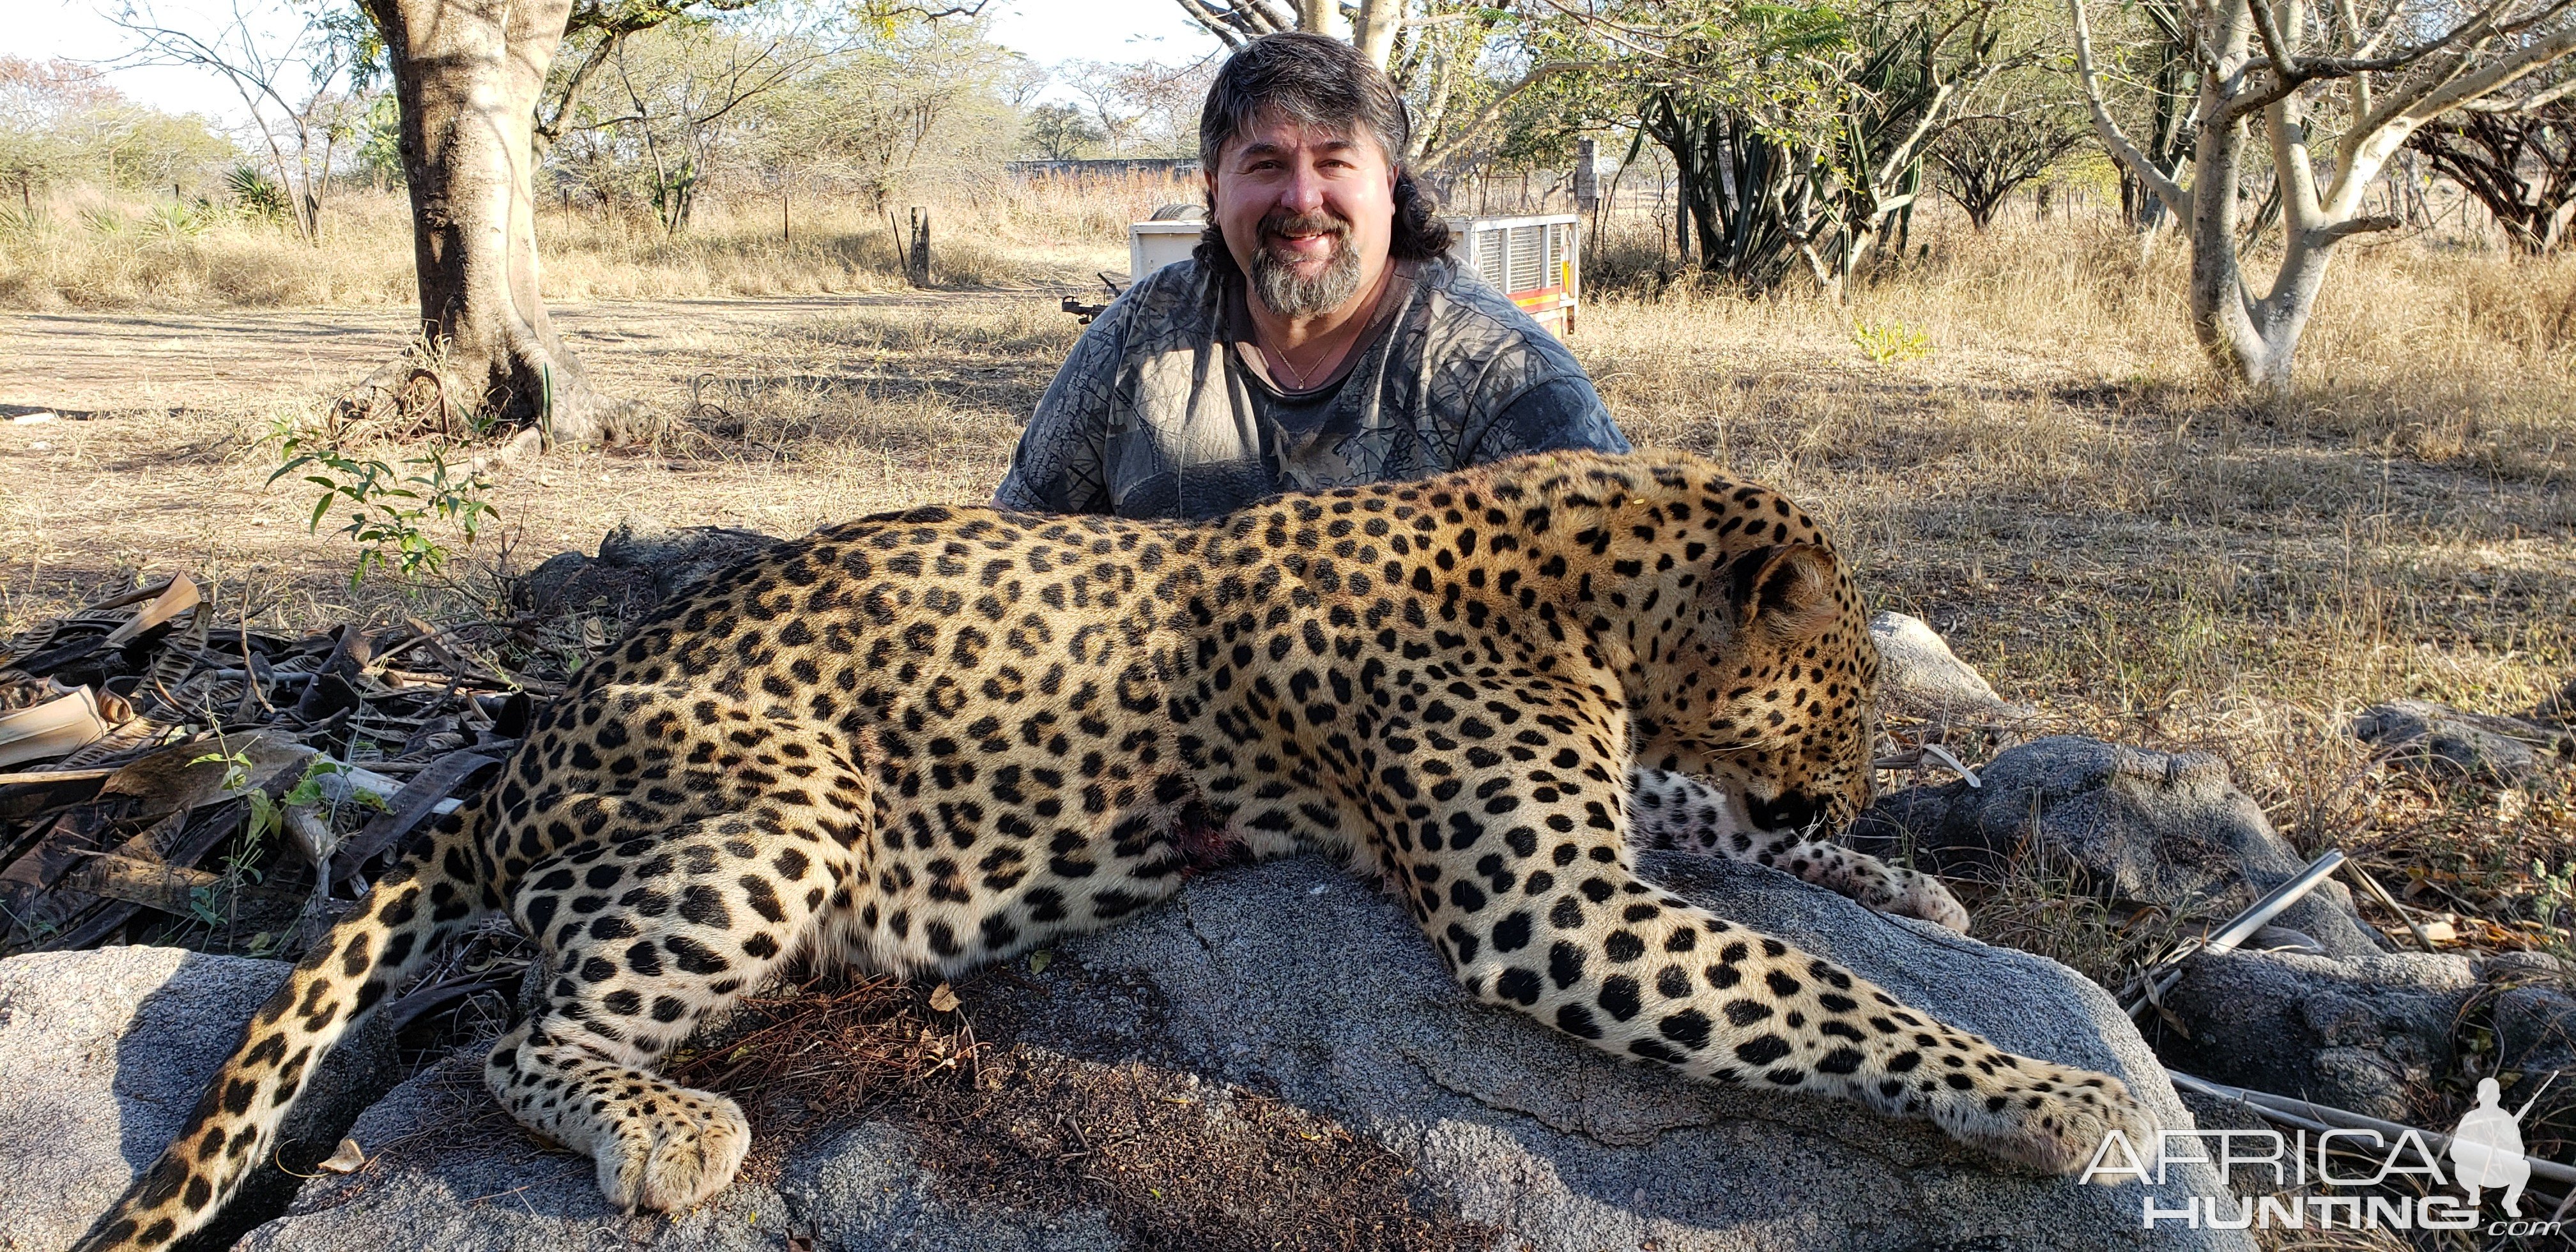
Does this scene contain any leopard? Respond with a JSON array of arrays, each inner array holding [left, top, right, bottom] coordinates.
[[76, 448, 2151, 1251]]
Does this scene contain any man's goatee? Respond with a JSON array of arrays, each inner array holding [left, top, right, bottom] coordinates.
[[1249, 210, 1363, 321]]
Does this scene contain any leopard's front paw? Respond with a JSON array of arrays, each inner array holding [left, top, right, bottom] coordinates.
[[1887, 870, 1970, 933]]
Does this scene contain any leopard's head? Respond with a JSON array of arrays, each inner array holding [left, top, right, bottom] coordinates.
[[1633, 500, 1882, 842]]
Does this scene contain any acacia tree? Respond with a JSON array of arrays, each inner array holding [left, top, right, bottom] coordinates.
[[1930, 112, 2087, 228], [2407, 91, 2576, 252], [2070, 0, 2576, 392]]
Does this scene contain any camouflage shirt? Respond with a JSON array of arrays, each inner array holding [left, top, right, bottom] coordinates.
[[992, 254, 1629, 520]]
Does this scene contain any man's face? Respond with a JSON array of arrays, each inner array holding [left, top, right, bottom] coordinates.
[[1208, 112, 1397, 322]]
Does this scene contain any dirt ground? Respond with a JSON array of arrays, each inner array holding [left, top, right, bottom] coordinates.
[[0, 290, 1066, 624]]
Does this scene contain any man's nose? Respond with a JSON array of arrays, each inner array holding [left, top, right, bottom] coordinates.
[[1280, 162, 1328, 213]]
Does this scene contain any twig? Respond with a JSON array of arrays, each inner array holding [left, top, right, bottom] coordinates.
[[0, 768, 118, 786], [2342, 860, 2439, 952]]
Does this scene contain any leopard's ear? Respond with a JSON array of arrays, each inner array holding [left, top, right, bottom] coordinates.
[[1726, 544, 1841, 640]]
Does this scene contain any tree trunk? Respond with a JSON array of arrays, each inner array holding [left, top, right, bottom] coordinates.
[[2183, 93, 2339, 393], [358, 0, 620, 447]]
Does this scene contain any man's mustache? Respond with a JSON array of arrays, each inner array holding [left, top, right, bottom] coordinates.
[[1258, 209, 1351, 244]]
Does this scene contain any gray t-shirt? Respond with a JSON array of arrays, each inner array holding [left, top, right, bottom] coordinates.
[[992, 254, 1629, 520]]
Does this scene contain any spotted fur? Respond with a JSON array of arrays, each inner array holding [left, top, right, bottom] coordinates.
[[76, 450, 2149, 1250]]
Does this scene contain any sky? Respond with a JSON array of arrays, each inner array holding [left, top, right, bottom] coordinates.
[[15, 0, 1223, 123]]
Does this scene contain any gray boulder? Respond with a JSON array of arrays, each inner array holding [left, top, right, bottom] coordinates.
[[2150, 948, 2477, 1122], [1869, 611, 2035, 728], [2533, 677, 2576, 728], [1854, 736, 2383, 958], [597, 517, 784, 604], [0, 946, 397, 1252], [2491, 981, 2576, 1157], [2350, 699, 2573, 784], [247, 855, 2248, 1251]]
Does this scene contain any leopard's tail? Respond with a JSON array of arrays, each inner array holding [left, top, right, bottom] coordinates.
[[72, 800, 497, 1252]]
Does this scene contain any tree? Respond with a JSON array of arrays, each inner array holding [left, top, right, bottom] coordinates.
[[2069, 0, 2576, 392], [1, 59, 228, 213], [1023, 101, 1103, 159], [1930, 111, 2086, 228], [1039, 57, 1216, 160], [1061, 61, 1146, 153], [738, 18, 1022, 211], [109, 0, 366, 244], [2100, 3, 2194, 231], [533, 0, 762, 164], [1584, 0, 2029, 294], [324, 0, 986, 443], [578, 13, 852, 234], [2407, 92, 2576, 252], [348, 0, 617, 441]]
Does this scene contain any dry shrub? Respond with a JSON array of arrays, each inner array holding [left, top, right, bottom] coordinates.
[[0, 190, 414, 310]]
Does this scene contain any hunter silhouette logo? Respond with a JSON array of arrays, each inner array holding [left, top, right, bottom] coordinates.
[[2085, 1071, 2568, 1233], [2450, 1075, 2549, 1217]]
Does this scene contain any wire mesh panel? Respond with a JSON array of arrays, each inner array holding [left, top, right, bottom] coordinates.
[[1508, 224, 1545, 291], [1475, 226, 1509, 288]]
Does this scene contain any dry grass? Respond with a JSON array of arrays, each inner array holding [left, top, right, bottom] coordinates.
[[0, 171, 1197, 310]]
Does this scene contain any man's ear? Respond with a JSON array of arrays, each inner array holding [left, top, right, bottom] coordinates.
[[1725, 544, 1841, 639]]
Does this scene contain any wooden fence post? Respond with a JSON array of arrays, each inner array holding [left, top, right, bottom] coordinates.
[[906, 206, 931, 286]]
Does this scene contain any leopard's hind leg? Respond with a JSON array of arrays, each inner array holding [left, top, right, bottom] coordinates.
[[484, 802, 857, 1212]]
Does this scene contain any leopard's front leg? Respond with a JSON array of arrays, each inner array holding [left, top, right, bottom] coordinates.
[[1626, 767, 1968, 933], [1402, 760, 2149, 1175]]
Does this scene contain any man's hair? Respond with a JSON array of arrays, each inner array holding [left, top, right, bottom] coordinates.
[[1193, 32, 1451, 273]]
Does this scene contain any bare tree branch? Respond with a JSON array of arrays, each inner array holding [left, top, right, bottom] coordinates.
[[1412, 59, 1596, 170], [2067, 0, 2193, 221], [1172, 0, 1292, 47]]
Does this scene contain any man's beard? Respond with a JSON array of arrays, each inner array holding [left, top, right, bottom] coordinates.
[[1247, 208, 1362, 320]]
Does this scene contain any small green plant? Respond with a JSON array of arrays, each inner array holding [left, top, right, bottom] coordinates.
[[269, 424, 500, 587], [1852, 319, 1933, 363], [227, 164, 291, 224], [182, 749, 388, 938], [142, 201, 211, 241], [185, 743, 270, 937]]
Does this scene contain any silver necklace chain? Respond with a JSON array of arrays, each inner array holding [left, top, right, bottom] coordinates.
[[1269, 341, 1331, 390]]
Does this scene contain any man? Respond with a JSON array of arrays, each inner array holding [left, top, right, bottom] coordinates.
[[992, 32, 1630, 520]]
